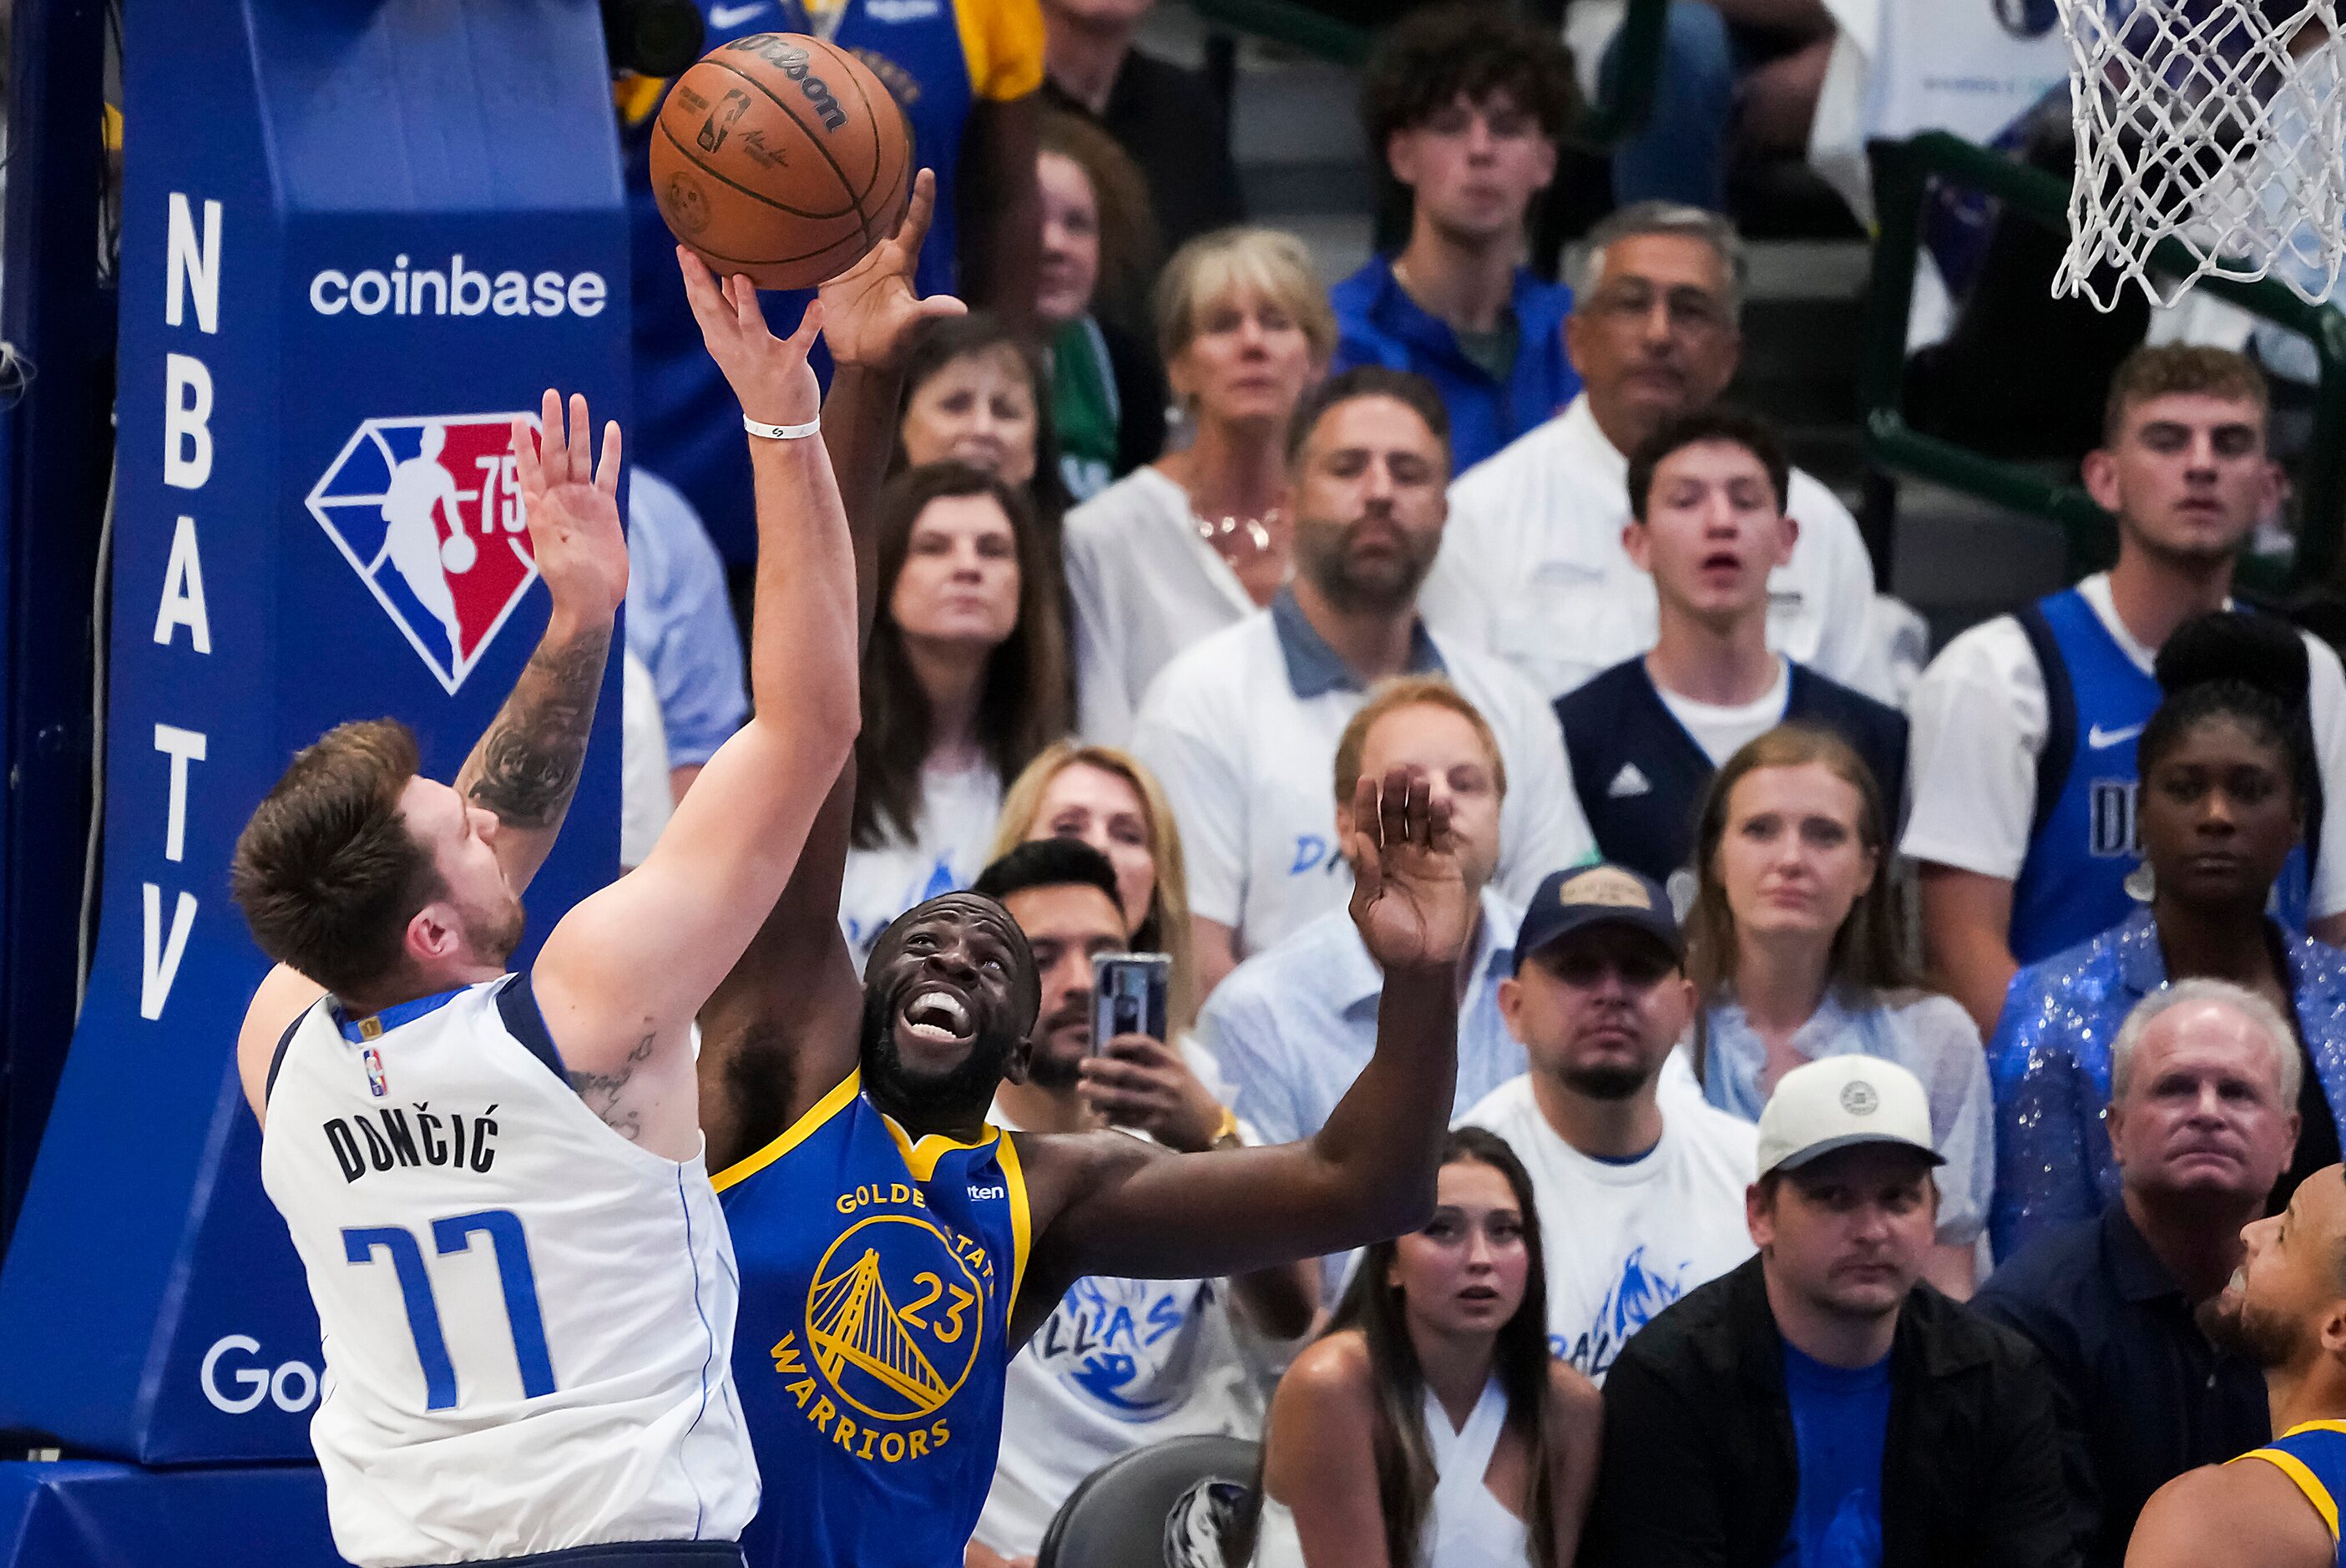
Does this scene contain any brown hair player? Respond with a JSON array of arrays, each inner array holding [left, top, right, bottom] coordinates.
[[225, 172, 962, 1568], [2129, 1164, 2346, 1567]]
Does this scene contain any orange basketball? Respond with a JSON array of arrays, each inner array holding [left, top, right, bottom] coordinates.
[[650, 33, 913, 291]]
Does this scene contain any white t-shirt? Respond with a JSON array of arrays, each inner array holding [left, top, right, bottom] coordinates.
[[1064, 467, 1265, 746], [1130, 608, 1597, 959], [1900, 571, 2346, 919], [1457, 1075, 1757, 1384], [1655, 658, 1793, 767], [972, 1112, 1279, 1560], [1419, 396, 1899, 706], [837, 759, 1005, 968], [619, 650, 673, 871]]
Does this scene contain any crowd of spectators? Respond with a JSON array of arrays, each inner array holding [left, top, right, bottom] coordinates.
[[604, 3, 2346, 1563]]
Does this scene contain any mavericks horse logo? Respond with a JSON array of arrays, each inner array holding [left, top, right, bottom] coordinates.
[[806, 1213, 988, 1422]]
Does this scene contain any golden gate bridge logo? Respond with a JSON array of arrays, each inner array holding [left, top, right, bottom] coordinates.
[[806, 1215, 986, 1422]]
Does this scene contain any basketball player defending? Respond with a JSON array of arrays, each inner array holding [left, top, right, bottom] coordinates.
[[2129, 1165, 2346, 1566], [226, 243, 863, 1566], [693, 331, 1474, 1566]]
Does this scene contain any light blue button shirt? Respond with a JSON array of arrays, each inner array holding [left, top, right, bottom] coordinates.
[[1698, 986, 1994, 1247], [624, 468, 748, 768], [1202, 887, 1528, 1150]]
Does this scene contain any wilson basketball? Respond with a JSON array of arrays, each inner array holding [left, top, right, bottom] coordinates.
[[650, 33, 913, 291]]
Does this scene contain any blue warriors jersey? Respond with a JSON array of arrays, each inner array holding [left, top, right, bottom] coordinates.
[[2011, 589, 2310, 963], [715, 1070, 1031, 1568], [2237, 1419, 2346, 1563], [620, 0, 1042, 562]]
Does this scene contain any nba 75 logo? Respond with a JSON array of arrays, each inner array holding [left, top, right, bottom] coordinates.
[[305, 414, 543, 695]]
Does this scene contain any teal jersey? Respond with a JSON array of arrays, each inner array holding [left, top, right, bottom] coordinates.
[[716, 1071, 1031, 1567]]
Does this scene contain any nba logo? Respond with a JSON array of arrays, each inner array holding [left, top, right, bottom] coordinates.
[[306, 413, 544, 694], [362, 1048, 388, 1099]]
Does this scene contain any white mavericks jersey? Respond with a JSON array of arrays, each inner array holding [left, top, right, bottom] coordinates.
[[260, 974, 757, 1566]]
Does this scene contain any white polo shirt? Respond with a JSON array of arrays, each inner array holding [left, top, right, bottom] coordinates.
[[1418, 394, 1893, 704], [1065, 467, 1263, 746], [1900, 570, 2346, 919], [1130, 589, 1596, 959]]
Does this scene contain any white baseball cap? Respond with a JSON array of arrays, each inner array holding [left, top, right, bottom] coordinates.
[[1756, 1055, 1944, 1177]]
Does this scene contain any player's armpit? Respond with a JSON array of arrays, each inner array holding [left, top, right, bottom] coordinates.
[[236, 963, 327, 1125]]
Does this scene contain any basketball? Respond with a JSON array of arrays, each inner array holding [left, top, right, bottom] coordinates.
[[650, 33, 913, 291]]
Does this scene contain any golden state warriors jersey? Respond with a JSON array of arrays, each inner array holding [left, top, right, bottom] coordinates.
[[715, 1071, 1029, 1568], [2237, 1420, 2346, 1564]]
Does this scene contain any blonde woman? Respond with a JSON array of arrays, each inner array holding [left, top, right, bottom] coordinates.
[[990, 739, 1201, 1039], [1063, 227, 1337, 742]]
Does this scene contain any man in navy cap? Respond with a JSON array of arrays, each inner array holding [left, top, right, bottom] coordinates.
[[1458, 862, 1761, 1383]]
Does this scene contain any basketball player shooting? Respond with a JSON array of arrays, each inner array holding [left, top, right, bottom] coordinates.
[[2129, 1164, 2346, 1567], [692, 314, 1473, 1563], [224, 239, 865, 1566]]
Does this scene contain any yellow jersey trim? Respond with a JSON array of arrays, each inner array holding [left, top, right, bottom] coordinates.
[[878, 1111, 1001, 1183], [951, 0, 1044, 102], [711, 1070, 863, 1193], [998, 1130, 1033, 1318], [614, 73, 667, 128], [2237, 1448, 2342, 1541], [2286, 1420, 2346, 1439]]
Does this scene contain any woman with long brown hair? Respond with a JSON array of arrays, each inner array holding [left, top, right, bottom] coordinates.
[[1684, 722, 1991, 1295], [1256, 1128, 1600, 1568], [838, 463, 1070, 966]]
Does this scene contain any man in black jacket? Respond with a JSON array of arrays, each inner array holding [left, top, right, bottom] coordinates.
[[1581, 1055, 2080, 1568]]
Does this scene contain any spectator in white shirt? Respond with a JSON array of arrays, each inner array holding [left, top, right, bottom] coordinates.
[[963, 838, 1313, 1568], [1064, 228, 1335, 743], [1130, 367, 1595, 994], [1459, 863, 1758, 1383], [989, 740, 1205, 1037], [841, 463, 1071, 966], [1902, 344, 2346, 1035], [1418, 201, 1908, 706]]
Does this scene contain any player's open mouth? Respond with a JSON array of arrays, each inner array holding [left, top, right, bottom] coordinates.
[[902, 988, 975, 1045]]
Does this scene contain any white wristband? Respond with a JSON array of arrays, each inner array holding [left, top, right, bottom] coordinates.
[[744, 413, 821, 441]]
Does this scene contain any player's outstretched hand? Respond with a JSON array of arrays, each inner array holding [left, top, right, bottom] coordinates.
[[1347, 766, 1473, 978], [512, 389, 625, 624], [677, 245, 823, 432], [817, 167, 965, 372]]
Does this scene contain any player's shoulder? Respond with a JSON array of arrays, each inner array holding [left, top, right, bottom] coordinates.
[[237, 964, 330, 1115], [2130, 1458, 2333, 1566]]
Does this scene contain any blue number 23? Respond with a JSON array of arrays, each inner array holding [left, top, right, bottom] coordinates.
[[341, 1208, 556, 1411]]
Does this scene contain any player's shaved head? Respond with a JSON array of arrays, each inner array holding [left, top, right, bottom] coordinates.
[[858, 892, 1042, 1134]]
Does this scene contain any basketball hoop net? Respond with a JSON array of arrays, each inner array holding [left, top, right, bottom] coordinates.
[[2055, 0, 2346, 310]]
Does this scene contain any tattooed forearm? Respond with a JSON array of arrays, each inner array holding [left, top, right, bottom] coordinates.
[[569, 1032, 656, 1142], [459, 622, 611, 829]]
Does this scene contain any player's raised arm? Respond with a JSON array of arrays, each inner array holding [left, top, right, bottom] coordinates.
[[1014, 767, 1469, 1313], [453, 390, 630, 893], [695, 172, 963, 1170], [531, 266, 860, 1103]]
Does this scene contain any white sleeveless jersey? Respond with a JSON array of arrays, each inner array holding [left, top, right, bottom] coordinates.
[[260, 975, 757, 1566]]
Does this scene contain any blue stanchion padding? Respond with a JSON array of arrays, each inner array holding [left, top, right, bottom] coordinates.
[[0, 1461, 339, 1567], [0, 0, 632, 1462]]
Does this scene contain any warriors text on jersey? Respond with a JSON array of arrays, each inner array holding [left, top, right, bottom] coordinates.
[[715, 1070, 1029, 1568], [260, 974, 757, 1567]]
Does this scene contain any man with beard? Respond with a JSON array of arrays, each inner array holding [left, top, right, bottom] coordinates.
[[693, 415, 1476, 1567], [1456, 863, 1757, 1382], [960, 837, 1313, 1567], [1129, 365, 1592, 994], [225, 239, 864, 1565], [1904, 345, 2346, 1035], [2127, 1164, 2346, 1565]]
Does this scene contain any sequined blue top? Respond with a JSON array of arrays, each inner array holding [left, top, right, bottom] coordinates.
[[1986, 908, 2346, 1262]]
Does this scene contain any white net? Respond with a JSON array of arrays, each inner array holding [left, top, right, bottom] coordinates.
[[2055, 0, 2346, 310]]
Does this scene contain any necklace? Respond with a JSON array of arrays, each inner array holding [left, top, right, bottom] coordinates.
[[1193, 505, 1281, 557]]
